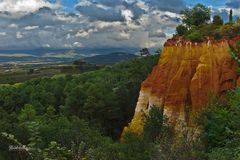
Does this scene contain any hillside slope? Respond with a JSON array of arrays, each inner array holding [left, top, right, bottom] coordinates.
[[83, 52, 138, 65]]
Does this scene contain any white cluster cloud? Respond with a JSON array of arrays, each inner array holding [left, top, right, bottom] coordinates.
[[73, 42, 83, 48], [9, 24, 18, 28], [0, 0, 186, 50], [0, 0, 60, 15], [75, 30, 92, 38], [0, 32, 6, 36], [43, 44, 50, 48], [0, 0, 238, 51], [16, 32, 23, 39], [24, 26, 39, 30], [121, 9, 134, 22]]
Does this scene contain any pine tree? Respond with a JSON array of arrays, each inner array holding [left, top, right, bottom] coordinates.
[[229, 9, 233, 22]]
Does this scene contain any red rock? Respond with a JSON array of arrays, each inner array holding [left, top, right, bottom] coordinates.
[[122, 40, 238, 135]]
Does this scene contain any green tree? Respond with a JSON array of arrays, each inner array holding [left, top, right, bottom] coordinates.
[[144, 106, 164, 141], [139, 48, 150, 57], [213, 15, 223, 26], [181, 4, 211, 27], [65, 86, 86, 115], [18, 104, 36, 122], [229, 9, 233, 22], [187, 31, 204, 42], [176, 25, 188, 36], [120, 133, 154, 160], [197, 88, 240, 159]]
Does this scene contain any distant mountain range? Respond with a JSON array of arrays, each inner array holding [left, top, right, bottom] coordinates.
[[82, 52, 138, 65], [0, 48, 139, 57], [0, 48, 140, 64]]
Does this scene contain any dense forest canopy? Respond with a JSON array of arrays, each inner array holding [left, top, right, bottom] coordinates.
[[0, 55, 161, 159]]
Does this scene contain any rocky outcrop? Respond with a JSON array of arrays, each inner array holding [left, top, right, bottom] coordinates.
[[123, 39, 238, 135]]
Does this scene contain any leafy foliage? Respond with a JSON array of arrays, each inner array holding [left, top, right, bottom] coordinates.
[[213, 15, 224, 26], [229, 9, 233, 23], [139, 48, 150, 57], [187, 31, 204, 42], [0, 55, 159, 159], [176, 3, 240, 42], [176, 25, 188, 36], [181, 3, 211, 27], [143, 106, 164, 141], [197, 88, 240, 160]]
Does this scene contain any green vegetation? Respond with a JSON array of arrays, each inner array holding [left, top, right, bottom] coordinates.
[[197, 88, 240, 160], [229, 40, 240, 76], [125, 88, 240, 160], [0, 49, 239, 159], [143, 106, 164, 141], [0, 55, 159, 159], [139, 48, 151, 57], [176, 25, 188, 36], [176, 4, 240, 42], [213, 15, 224, 26], [187, 31, 204, 42], [0, 63, 102, 84], [181, 4, 211, 27], [230, 9, 233, 23], [1, 3, 240, 159]]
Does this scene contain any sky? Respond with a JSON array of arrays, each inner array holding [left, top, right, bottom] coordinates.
[[0, 0, 238, 51]]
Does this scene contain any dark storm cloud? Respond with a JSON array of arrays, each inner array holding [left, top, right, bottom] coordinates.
[[76, 4, 124, 22], [226, 0, 240, 8], [75, 0, 145, 22], [76, 0, 185, 22], [144, 0, 186, 13], [94, 0, 123, 7]]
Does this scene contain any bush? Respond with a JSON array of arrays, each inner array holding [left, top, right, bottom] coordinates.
[[213, 29, 223, 40], [187, 31, 204, 42], [213, 15, 224, 26], [143, 106, 164, 141], [198, 24, 217, 37], [197, 88, 240, 159], [220, 24, 235, 38], [176, 25, 188, 36]]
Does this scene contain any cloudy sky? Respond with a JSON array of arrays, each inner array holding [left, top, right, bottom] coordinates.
[[0, 0, 238, 51]]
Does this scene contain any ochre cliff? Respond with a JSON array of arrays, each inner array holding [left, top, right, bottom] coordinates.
[[123, 39, 238, 135]]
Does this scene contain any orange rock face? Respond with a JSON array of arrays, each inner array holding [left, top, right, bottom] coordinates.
[[123, 40, 238, 135]]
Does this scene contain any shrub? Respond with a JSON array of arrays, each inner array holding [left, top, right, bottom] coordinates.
[[197, 88, 240, 159], [213, 29, 223, 40], [213, 15, 224, 26], [143, 106, 164, 141], [176, 25, 188, 36], [220, 24, 235, 38], [187, 31, 204, 42], [198, 24, 217, 37]]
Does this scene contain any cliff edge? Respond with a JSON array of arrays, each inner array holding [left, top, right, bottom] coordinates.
[[123, 39, 238, 135]]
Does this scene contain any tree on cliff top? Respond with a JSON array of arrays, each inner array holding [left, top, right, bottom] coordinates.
[[181, 4, 211, 27], [176, 24, 188, 36], [213, 15, 224, 26], [229, 9, 233, 22]]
